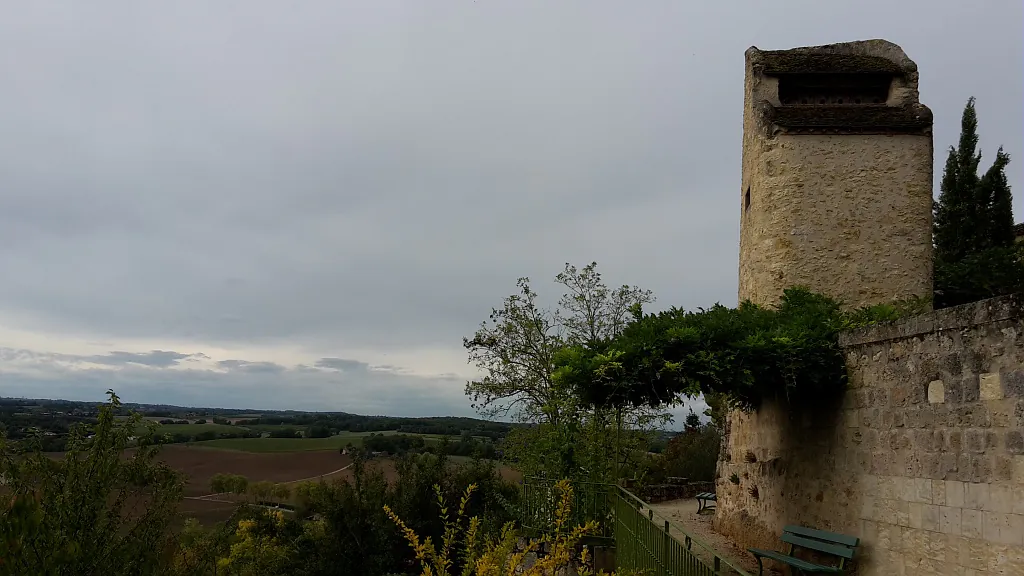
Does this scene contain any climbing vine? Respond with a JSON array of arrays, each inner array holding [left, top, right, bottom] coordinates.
[[552, 287, 927, 411]]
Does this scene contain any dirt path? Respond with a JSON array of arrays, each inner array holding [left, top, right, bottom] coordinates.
[[648, 498, 780, 576]]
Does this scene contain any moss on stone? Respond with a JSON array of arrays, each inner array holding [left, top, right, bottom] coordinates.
[[766, 103, 932, 132]]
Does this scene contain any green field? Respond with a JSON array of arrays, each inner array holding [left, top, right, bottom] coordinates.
[[242, 424, 306, 433]]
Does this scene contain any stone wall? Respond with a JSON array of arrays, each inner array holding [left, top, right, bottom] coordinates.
[[714, 294, 1024, 575]]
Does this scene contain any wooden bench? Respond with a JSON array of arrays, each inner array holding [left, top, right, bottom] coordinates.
[[695, 492, 716, 513], [748, 525, 859, 575]]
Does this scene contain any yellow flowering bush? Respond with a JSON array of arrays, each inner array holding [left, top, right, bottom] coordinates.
[[215, 510, 290, 576], [387, 479, 631, 576]]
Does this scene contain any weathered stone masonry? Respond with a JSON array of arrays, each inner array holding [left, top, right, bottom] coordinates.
[[738, 39, 934, 310], [715, 295, 1024, 575]]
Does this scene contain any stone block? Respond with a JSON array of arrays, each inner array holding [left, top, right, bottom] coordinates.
[[987, 483, 1015, 513], [958, 453, 974, 482], [967, 429, 988, 453], [958, 404, 993, 428], [943, 377, 965, 404], [982, 511, 1024, 546], [981, 373, 1004, 401], [964, 374, 982, 403], [846, 409, 860, 428], [963, 508, 984, 539], [862, 496, 878, 521], [955, 535, 990, 570], [1007, 431, 1024, 455], [932, 479, 947, 505], [921, 503, 940, 531], [1003, 369, 1024, 399], [915, 478, 933, 503], [876, 521, 899, 550], [970, 454, 995, 483], [994, 456, 1014, 482], [928, 380, 945, 404], [876, 498, 900, 526], [940, 453, 960, 480], [1014, 484, 1024, 515], [945, 429, 964, 452], [990, 399, 1019, 428], [1015, 457, 1024, 485], [908, 502, 924, 529], [878, 476, 899, 500], [985, 539, 1024, 575], [896, 500, 911, 527], [938, 505, 962, 535], [966, 483, 990, 510], [945, 480, 966, 508], [879, 408, 895, 429]]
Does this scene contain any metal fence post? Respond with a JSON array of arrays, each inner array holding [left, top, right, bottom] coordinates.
[[662, 520, 670, 576]]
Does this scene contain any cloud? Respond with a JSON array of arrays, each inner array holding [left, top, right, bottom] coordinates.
[[315, 358, 370, 372], [87, 350, 204, 368], [0, 2, 1019, 420], [217, 359, 287, 374], [0, 345, 471, 417]]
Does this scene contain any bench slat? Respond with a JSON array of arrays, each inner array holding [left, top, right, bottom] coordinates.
[[781, 533, 856, 559], [783, 525, 859, 547], [748, 548, 840, 572]]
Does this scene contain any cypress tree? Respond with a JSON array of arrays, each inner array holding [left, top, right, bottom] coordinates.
[[933, 97, 1021, 308], [934, 98, 984, 261], [979, 147, 1014, 248]]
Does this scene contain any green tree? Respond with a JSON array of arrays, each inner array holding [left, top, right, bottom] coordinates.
[[933, 97, 1022, 307], [656, 423, 721, 483], [0, 390, 184, 576], [464, 262, 668, 483]]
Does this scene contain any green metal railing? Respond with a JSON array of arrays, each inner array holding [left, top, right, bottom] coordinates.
[[521, 477, 614, 542], [521, 478, 752, 576], [613, 487, 751, 576]]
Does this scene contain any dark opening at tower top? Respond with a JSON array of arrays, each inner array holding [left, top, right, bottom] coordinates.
[[747, 39, 932, 134], [778, 73, 891, 106]]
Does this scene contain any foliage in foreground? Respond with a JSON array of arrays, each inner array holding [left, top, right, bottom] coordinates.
[[554, 287, 927, 412], [387, 479, 633, 576], [167, 451, 520, 576], [0, 391, 184, 576]]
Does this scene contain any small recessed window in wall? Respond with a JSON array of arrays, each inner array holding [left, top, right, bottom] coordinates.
[[745, 187, 751, 211], [777, 73, 892, 106]]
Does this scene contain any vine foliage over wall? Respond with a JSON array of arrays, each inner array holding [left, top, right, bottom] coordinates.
[[553, 288, 927, 411]]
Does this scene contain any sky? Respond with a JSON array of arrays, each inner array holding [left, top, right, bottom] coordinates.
[[0, 1, 1021, 424]]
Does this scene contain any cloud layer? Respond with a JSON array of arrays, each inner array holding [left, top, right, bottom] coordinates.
[[0, 1, 1020, 423]]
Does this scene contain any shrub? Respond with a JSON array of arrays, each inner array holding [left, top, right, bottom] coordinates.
[[386, 479, 627, 575], [0, 391, 184, 575]]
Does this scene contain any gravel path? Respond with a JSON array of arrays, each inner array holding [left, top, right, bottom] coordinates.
[[648, 498, 781, 576]]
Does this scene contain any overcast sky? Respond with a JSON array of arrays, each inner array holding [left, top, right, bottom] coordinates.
[[0, 1, 1021, 423]]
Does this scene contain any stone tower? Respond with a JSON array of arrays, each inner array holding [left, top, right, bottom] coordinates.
[[738, 40, 933, 309]]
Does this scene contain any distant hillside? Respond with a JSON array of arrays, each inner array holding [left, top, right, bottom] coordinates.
[[0, 396, 524, 452]]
